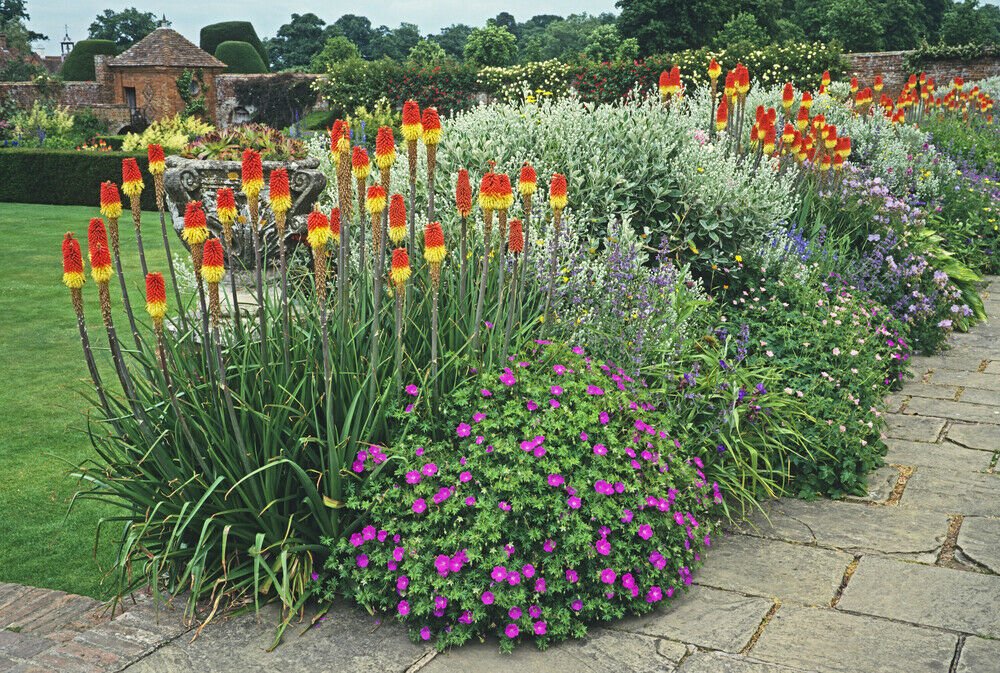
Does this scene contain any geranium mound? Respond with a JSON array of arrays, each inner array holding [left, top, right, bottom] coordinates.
[[324, 343, 721, 651]]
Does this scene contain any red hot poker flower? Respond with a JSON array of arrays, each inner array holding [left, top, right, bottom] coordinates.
[[147, 144, 165, 175], [100, 181, 122, 220], [182, 201, 209, 245], [389, 248, 411, 288], [88, 218, 113, 283], [389, 194, 407, 244], [549, 173, 568, 211], [352, 146, 372, 180], [401, 100, 422, 142], [145, 272, 167, 318], [519, 162, 537, 196], [421, 107, 442, 145], [307, 209, 331, 249], [121, 158, 143, 198], [508, 219, 524, 254], [708, 58, 721, 81], [242, 149, 263, 196], [216, 187, 237, 224], [201, 239, 225, 284], [330, 207, 341, 244], [424, 221, 446, 264], [62, 232, 86, 289], [782, 83, 795, 111], [269, 168, 292, 215], [375, 126, 396, 170]]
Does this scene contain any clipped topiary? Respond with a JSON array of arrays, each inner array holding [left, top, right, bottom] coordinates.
[[60, 39, 118, 81], [213, 41, 268, 74], [200, 21, 268, 70], [322, 342, 721, 651]]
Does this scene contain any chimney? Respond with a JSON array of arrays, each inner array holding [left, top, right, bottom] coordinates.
[[94, 55, 110, 86]]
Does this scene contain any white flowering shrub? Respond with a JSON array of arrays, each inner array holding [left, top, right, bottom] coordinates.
[[477, 60, 572, 104]]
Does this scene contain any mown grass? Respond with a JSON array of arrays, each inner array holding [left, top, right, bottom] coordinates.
[[0, 202, 191, 597]]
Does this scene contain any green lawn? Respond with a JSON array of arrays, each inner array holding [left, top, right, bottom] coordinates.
[[0, 202, 191, 597]]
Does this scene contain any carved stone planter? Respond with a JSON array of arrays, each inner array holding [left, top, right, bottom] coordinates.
[[163, 155, 327, 271]]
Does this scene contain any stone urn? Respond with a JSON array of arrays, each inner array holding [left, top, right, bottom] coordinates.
[[163, 155, 327, 271]]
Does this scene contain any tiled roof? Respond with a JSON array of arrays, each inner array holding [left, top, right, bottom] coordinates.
[[109, 28, 225, 68]]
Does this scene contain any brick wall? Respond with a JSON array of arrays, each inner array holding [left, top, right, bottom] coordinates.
[[845, 50, 1000, 94], [0, 80, 132, 130]]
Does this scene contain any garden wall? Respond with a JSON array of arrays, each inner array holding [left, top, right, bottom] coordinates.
[[214, 73, 322, 128], [0, 80, 133, 131], [845, 50, 1000, 93]]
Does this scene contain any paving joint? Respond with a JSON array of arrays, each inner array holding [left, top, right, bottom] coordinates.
[[948, 634, 966, 673], [885, 465, 915, 505], [739, 599, 780, 654], [830, 555, 861, 608]]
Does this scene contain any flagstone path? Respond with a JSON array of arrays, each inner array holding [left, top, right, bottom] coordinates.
[[2, 278, 998, 673]]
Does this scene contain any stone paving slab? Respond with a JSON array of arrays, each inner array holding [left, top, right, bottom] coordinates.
[[903, 396, 1000, 424], [882, 414, 946, 442], [838, 555, 1000, 637], [901, 467, 1000, 515], [123, 602, 430, 673], [945, 423, 999, 451], [677, 651, 822, 673], [733, 498, 946, 562], [693, 536, 851, 605], [985, 361, 1000, 375], [850, 465, 899, 504], [750, 606, 957, 673], [884, 438, 994, 472], [956, 636, 1000, 673], [421, 629, 687, 673], [613, 585, 772, 653], [902, 383, 961, 401], [927, 369, 1000, 391], [956, 516, 1000, 573], [958, 387, 1000, 407]]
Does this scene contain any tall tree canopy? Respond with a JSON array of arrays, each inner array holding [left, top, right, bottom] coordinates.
[[88, 7, 157, 50]]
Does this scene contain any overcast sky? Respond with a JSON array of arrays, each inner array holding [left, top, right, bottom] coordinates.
[[29, 1, 619, 55]]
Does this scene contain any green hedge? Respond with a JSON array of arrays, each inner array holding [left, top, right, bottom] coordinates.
[[200, 22, 268, 70], [316, 42, 845, 117], [61, 39, 118, 81], [214, 41, 268, 74], [0, 148, 156, 210]]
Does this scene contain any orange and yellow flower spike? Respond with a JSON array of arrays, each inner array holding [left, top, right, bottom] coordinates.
[[519, 162, 537, 197], [389, 247, 411, 288], [402, 100, 422, 142], [330, 119, 347, 161], [821, 70, 831, 87], [716, 96, 728, 132], [100, 181, 122, 220], [424, 221, 447, 265], [241, 149, 264, 198], [201, 238, 225, 284], [121, 158, 143, 199], [549, 173, 568, 212], [873, 74, 884, 92], [708, 58, 721, 82], [375, 126, 396, 171], [181, 201, 210, 246], [421, 107, 442, 146], [147, 144, 165, 176], [269, 167, 292, 216], [87, 218, 113, 284], [496, 173, 514, 212], [62, 232, 86, 289], [307, 209, 331, 249], [216, 187, 237, 227], [479, 170, 503, 212], [456, 169, 473, 218], [782, 83, 794, 113], [352, 146, 372, 180], [800, 91, 813, 111], [366, 185, 388, 218], [389, 193, 407, 244], [145, 272, 167, 324]]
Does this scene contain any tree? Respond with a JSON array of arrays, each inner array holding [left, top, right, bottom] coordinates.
[[1, 0, 45, 40], [367, 23, 421, 61], [822, 0, 884, 51], [332, 14, 376, 57], [464, 24, 518, 66], [616, 0, 728, 55], [265, 13, 335, 70], [940, 0, 1000, 45], [310, 35, 360, 72], [432, 24, 473, 59], [616, 37, 640, 61], [407, 38, 447, 66], [494, 12, 520, 39], [215, 41, 268, 73], [88, 8, 157, 50], [0, 18, 43, 80], [712, 12, 769, 49], [880, 0, 925, 50], [583, 24, 622, 62], [536, 13, 613, 61]]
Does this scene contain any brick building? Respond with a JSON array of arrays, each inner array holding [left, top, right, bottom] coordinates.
[[96, 27, 227, 125]]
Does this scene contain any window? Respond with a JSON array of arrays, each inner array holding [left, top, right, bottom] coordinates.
[[124, 87, 137, 111]]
